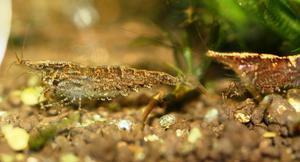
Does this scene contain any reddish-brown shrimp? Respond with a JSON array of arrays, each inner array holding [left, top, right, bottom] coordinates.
[[207, 50, 300, 100]]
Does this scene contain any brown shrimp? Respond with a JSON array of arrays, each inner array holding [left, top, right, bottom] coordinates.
[[207, 50, 300, 100], [17, 56, 180, 114]]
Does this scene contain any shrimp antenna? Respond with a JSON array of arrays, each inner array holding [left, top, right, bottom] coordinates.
[[15, 51, 22, 64], [195, 22, 209, 51], [5, 25, 29, 78], [20, 25, 28, 62]]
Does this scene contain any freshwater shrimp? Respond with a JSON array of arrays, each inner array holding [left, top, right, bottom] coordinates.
[[207, 50, 300, 100], [16, 55, 181, 122]]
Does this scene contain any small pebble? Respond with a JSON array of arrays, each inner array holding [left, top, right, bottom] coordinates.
[[0, 111, 8, 118], [8, 90, 22, 106], [47, 108, 59, 116], [134, 151, 145, 161], [234, 112, 251, 123], [117, 119, 132, 131], [84, 156, 96, 162], [20, 87, 44, 106], [204, 108, 219, 122], [176, 129, 188, 137], [0, 154, 14, 162], [188, 128, 202, 143], [93, 114, 106, 122], [144, 134, 162, 142], [15, 154, 25, 161], [159, 114, 176, 129], [60, 153, 79, 162], [263, 131, 277, 138], [76, 114, 107, 127], [287, 89, 300, 112], [27, 157, 39, 162], [78, 119, 95, 127], [264, 95, 295, 124], [180, 143, 195, 154], [130, 145, 145, 161], [1, 125, 30, 151]]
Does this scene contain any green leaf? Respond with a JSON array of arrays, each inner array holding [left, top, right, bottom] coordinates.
[[183, 47, 193, 74]]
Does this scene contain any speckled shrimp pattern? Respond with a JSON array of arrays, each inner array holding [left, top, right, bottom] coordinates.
[[207, 50, 300, 100], [18, 59, 179, 108]]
